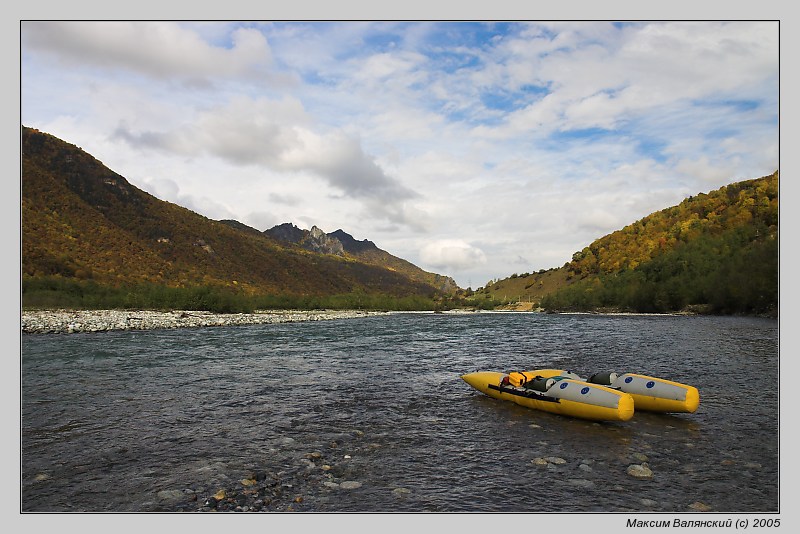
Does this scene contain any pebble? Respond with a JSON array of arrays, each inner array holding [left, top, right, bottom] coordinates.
[[340, 481, 362, 490], [689, 501, 712, 512], [21, 309, 388, 334]]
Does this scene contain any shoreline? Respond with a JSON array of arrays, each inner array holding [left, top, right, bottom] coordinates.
[[20, 308, 388, 334], [20, 306, 777, 334]]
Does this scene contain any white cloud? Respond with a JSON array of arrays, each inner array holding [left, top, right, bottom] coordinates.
[[22, 22, 275, 86], [419, 240, 488, 272], [110, 95, 422, 228]]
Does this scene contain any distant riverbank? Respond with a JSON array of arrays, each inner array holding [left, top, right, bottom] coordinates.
[[20, 309, 388, 334]]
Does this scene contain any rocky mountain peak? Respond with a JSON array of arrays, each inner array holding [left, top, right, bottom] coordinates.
[[264, 222, 305, 244], [328, 229, 378, 254], [303, 226, 345, 256], [309, 225, 326, 240]]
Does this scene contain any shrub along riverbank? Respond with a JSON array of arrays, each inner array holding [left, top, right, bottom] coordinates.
[[21, 276, 458, 313]]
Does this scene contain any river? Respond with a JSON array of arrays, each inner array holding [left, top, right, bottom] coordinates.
[[20, 311, 780, 517]]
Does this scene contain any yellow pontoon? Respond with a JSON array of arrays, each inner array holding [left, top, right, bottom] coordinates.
[[461, 369, 635, 422], [576, 370, 700, 414]]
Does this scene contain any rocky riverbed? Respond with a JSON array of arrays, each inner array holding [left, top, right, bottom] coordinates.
[[154, 432, 390, 513], [21, 309, 387, 334]]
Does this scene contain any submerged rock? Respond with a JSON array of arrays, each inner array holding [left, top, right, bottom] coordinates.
[[626, 463, 653, 479], [156, 489, 185, 501], [533, 456, 568, 468]]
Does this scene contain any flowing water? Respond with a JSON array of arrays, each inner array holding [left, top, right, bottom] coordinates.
[[20, 312, 780, 514]]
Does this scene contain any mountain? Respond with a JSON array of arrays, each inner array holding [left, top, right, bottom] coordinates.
[[476, 171, 779, 316], [20, 125, 459, 310], [264, 223, 458, 293]]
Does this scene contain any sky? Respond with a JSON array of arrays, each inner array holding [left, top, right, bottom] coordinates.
[[20, 20, 779, 289]]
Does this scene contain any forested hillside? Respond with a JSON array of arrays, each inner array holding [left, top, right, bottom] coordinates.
[[21, 126, 457, 312], [477, 171, 779, 316]]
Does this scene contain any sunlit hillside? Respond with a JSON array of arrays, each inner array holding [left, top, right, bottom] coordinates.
[[476, 171, 778, 316]]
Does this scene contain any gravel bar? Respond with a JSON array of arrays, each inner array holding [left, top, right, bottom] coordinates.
[[21, 309, 387, 334]]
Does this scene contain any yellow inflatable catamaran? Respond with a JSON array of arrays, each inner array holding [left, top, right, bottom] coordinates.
[[461, 368, 699, 422]]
